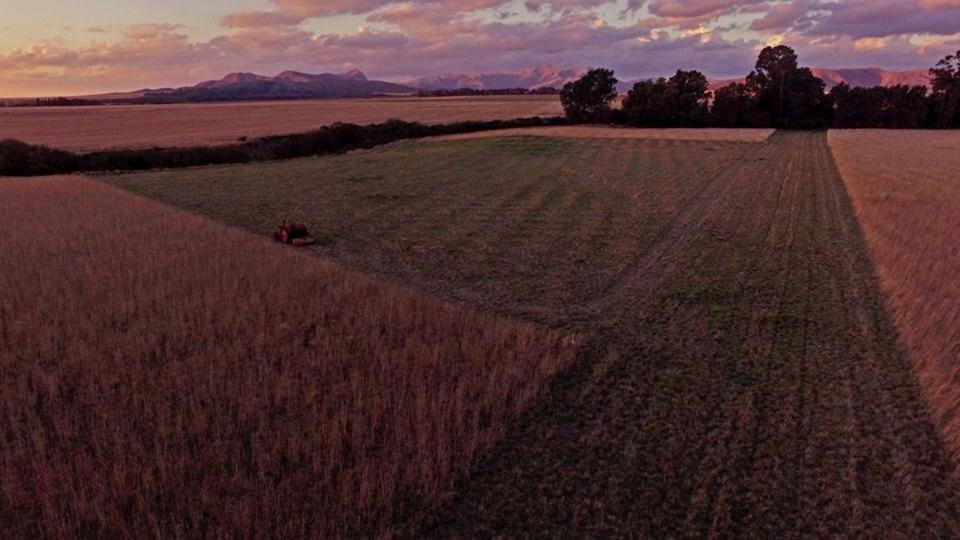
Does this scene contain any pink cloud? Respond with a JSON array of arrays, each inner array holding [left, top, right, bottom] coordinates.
[[221, 11, 304, 28], [5, 0, 960, 97]]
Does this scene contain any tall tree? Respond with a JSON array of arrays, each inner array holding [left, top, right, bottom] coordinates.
[[746, 45, 829, 128], [560, 68, 619, 123], [930, 50, 960, 128]]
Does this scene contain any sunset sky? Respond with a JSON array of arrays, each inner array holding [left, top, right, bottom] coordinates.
[[2, 0, 960, 97]]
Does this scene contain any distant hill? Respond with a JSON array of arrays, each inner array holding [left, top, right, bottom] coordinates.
[[9, 65, 934, 105], [407, 65, 586, 91], [110, 70, 415, 103], [810, 68, 931, 89], [697, 68, 931, 93]]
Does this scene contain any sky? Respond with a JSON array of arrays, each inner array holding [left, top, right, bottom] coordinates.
[[2, 0, 960, 97]]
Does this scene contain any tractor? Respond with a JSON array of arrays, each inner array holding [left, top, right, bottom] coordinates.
[[274, 222, 316, 247]]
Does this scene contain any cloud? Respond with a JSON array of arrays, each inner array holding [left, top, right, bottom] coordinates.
[[221, 11, 304, 28], [6, 0, 960, 97], [270, 0, 395, 16]]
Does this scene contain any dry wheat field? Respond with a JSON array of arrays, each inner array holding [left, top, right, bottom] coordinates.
[[830, 130, 960, 466], [0, 95, 562, 152], [107, 130, 960, 536], [0, 177, 576, 537]]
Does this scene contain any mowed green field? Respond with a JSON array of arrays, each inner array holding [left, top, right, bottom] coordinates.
[[107, 137, 750, 320], [107, 132, 960, 535]]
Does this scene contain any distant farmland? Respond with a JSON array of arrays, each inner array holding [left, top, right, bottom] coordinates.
[[109, 130, 960, 536], [0, 95, 562, 151], [830, 130, 960, 467], [0, 177, 576, 537]]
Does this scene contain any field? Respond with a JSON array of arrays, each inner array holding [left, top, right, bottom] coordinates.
[[0, 95, 562, 152], [435, 125, 775, 142], [829, 130, 960, 466], [108, 130, 960, 535], [0, 177, 576, 537]]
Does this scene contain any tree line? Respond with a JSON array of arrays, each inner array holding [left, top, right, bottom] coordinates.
[[560, 46, 960, 129], [0, 116, 567, 176]]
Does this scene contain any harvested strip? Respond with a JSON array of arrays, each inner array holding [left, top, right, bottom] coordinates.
[[425, 132, 960, 536], [829, 129, 960, 468], [107, 136, 752, 320], [432, 125, 775, 143], [0, 177, 577, 538]]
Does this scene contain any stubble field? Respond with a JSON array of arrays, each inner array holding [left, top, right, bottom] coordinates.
[[829, 130, 960, 467], [0, 177, 576, 537], [107, 130, 960, 535], [0, 95, 562, 152]]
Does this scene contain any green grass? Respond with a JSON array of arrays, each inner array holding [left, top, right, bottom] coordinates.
[[106, 136, 749, 320]]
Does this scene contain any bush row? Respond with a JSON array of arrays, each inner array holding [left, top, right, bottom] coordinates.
[[0, 116, 566, 177]]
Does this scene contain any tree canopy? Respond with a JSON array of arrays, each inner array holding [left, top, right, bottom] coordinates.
[[559, 68, 618, 122], [559, 45, 958, 130]]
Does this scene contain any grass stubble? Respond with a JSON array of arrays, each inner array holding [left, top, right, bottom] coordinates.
[[0, 177, 576, 537]]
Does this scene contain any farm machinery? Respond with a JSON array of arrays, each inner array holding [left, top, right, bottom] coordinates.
[[274, 222, 316, 247]]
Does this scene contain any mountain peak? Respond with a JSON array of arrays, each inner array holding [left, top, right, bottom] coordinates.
[[406, 65, 586, 91], [339, 69, 367, 81]]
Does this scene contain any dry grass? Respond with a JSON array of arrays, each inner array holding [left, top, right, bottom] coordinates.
[[0, 95, 562, 152], [829, 129, 960, 468], [432, 125, 775, 142], [0, 177, 576, 537]]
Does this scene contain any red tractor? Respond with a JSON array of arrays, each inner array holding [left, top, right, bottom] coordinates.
[[274, 222, 316, 247]]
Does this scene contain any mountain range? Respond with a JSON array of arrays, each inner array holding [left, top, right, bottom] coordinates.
[[703, 68, 931, 92], [122, 70, 414, 103], [406, 65, 587, 90], [67, 65, 932, 104]]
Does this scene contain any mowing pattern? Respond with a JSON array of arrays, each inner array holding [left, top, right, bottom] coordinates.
[[0, 95, 562, 151], [0, 178, 576, 537], [829, 130, 960, 468], [109, 136, 754, 322], [108, 133, 960, 534]]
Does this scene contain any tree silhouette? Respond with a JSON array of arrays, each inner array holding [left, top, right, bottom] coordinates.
[[560, 68, 619, 122], [930, 50, 960, 128], [745, 45, 829, 128], [710, 83, 756, 127], [622, 70, 709, 127]]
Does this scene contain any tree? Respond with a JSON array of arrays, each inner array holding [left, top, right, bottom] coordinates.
[[710, 83, 756, 127], [621, 70, 709, 127], [830, 83, 931, 129], [745, 45, 829, 128], [560, 68, 619, 122], [747, 45, 798, 120], [930, 50, 960, 128]]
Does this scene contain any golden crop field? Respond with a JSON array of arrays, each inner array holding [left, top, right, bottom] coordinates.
[[109, 131, 960, 536], [829, 129, 960, 466], [0, 95, 562, 152], [435, 125, 775, 142], [0, 177, 576, 537]]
